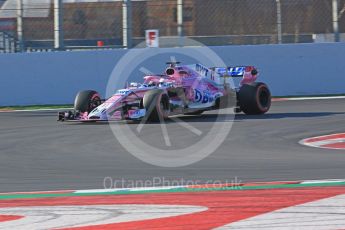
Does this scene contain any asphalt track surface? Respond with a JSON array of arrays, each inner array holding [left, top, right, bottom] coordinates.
[[0, 99, 344, 193]]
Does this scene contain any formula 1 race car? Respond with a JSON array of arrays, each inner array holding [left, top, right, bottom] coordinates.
[[58, 62, 271, 122]]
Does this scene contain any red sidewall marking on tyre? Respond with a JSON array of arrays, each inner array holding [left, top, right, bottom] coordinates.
[[1, 187, 345, 229], [256, 85, 270, 112], [300, 133, 345, 150]]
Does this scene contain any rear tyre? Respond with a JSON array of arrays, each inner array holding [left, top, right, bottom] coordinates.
[[238, 82, 271, 115], [74, 90, 101, 113], [143, 89, 170, 122]]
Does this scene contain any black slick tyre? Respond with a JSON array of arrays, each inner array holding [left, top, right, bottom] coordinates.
[[74, 90, 101, 113], [143, 89, 170, 122], [238, 82, 271, 115]]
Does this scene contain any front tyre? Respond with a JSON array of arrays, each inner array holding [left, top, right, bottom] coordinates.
[[74, 90, 102, 113], [143, 89, 170, 122], [238, 82, 271, 115]]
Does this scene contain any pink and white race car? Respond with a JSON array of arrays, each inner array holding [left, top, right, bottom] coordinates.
[[58, 62, 271, 122]]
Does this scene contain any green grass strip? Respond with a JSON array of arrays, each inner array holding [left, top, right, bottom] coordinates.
[[0, 104, 73, 111]]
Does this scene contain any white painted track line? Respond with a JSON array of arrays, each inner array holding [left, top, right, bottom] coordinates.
[[217, 194, 345, 230], [0, 205, 207, 230]]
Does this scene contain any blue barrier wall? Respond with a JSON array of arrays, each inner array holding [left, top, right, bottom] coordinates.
[[0, 43, 344, 106]]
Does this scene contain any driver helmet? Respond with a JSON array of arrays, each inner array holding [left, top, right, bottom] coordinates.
[[148, 80, 156, 87], [158, 78, 165, 87]]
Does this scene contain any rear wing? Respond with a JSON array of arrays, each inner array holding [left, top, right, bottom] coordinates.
[[212, 66, 256, 77]]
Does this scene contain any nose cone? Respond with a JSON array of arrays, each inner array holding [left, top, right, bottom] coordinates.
[[88, 104, 108, 120]]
